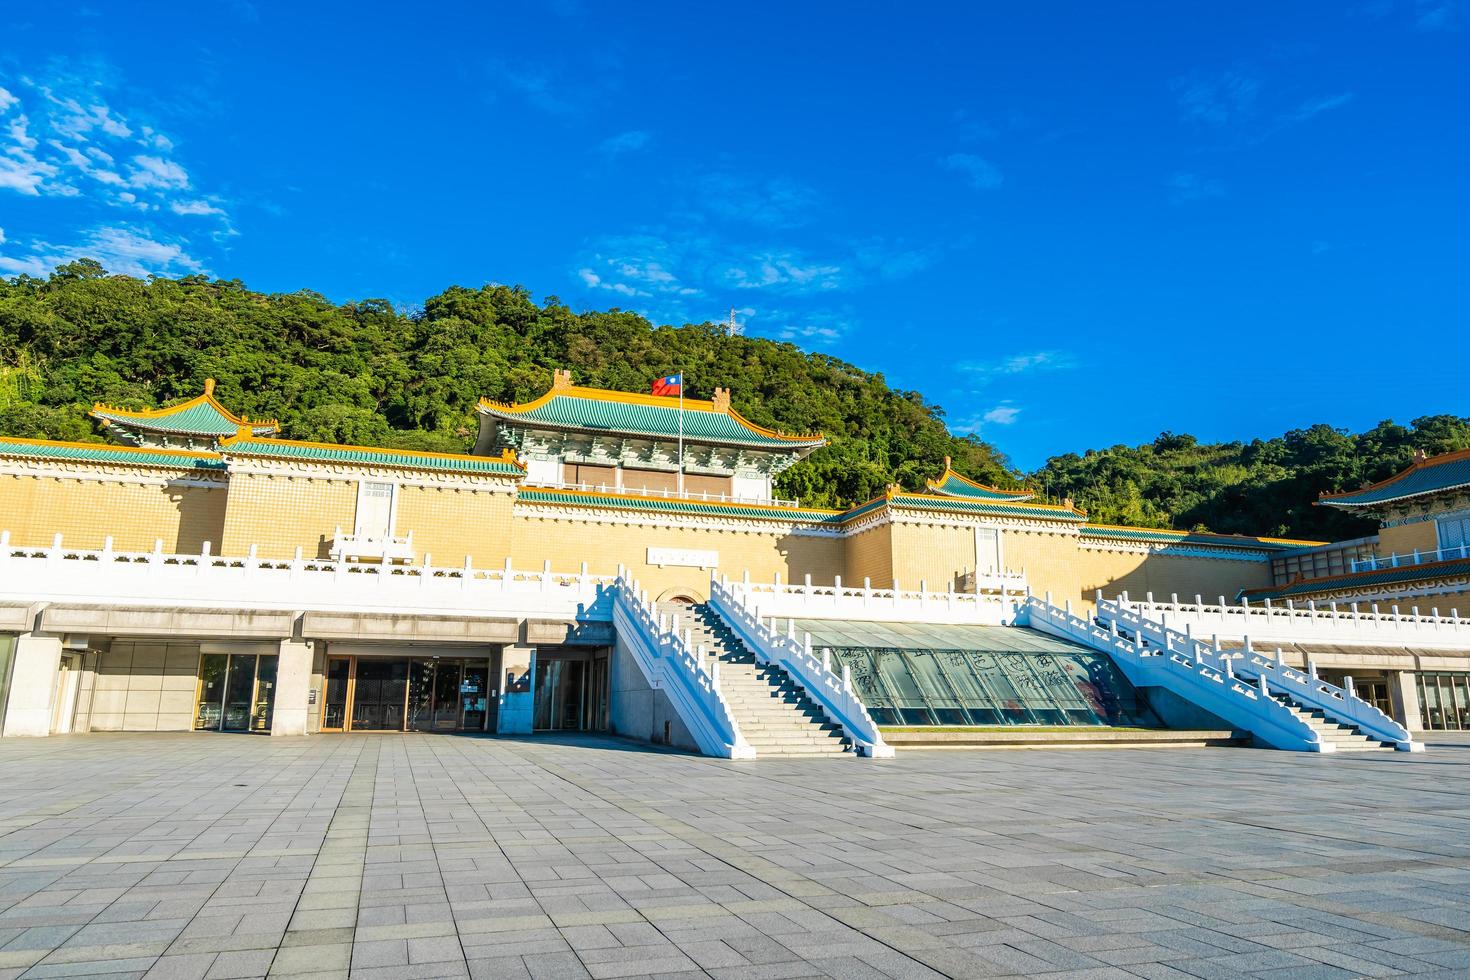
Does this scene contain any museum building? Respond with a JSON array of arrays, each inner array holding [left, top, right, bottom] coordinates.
[[0, 372, 1466, 755]]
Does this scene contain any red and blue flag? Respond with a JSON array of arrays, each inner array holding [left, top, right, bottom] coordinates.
[[651, 373, 683, 397]]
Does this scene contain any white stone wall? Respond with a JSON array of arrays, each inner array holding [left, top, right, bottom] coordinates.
[[88, 641, 201, 732]]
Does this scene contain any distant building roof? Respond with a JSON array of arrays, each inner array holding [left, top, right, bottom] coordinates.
[[1318, 448, 1470, 509], [478, 372, 825, 452], [924, 458, 1033, 502], [516, 486, 846, 524], [0, 437, 224, 471], [1243, 555, 1470, 601], [218, 434, 524, 476], [1078, 524, 1318, 552], [91, 379, 279, 439]]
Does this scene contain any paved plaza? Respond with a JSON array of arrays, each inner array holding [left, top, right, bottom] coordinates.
[[2, 736, 1470, 980]]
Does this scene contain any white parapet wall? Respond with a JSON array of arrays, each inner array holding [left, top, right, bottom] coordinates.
[[725, 570, 1025, 626], [1118, 591, 1470, 651], [0, 532, 614, 622]]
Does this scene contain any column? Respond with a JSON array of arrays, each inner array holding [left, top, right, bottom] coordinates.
[[2, 633, 63, 737], [272, 638, 314, 736], [1389, 670, 1423, 732], [498, 645, 535, 734]]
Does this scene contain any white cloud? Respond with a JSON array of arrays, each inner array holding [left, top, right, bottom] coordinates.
[[128, 154, 189, 190], [485, 60, 574, 114], [982, 403, 1021, 425], [1287, 92, 1355, 122], [1172, 68, 1262, 126], [0, 224, 205, 280], [598, 130, 650, 156], [695, 173, 818, 228], [170, 198, 226, 217], [0, 87, 17, 114], [0, 226, 6, 244], [723, 251, 842, 292], [940, 153, 1003, 190], [960, 350, 1077, 379], [1168, 171, 1226, 203]]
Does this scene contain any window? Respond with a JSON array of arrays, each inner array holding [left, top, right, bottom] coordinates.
[[355, 481, 395, 540], [1438, 514, 1470, 553]]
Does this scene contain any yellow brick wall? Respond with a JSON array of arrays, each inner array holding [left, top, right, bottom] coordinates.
[[221, 471, 357, 558], [510, 513, 844, 600], [1000, 528, 1273, 608], [1378, 520, 1440, 558], [395, 486, 514, 567], [0, 471, 226, 553], [889, 523, 978, 592], [843, 523, 893, 588]]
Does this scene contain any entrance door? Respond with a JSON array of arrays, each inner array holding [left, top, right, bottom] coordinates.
[[432, 662, 461, 730], [355, 481, 395, 540], [1358, 679, 1391, 717], [322, 658, 350, 730], [221, 655, 258, 731], [461, 662, 490, 731], [534, 658, 586, 730], [352, 660, 408, 730]]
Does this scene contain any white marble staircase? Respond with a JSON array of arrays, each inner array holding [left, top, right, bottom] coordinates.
[[659, 602, 853, 758], [1270, 694, 1395, 753]]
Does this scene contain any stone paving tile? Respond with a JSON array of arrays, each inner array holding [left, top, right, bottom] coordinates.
[[3, 733, 1470, 978]]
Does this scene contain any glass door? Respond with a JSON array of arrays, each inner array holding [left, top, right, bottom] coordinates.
[[534, 658, 587, 731], [323, 658, 350, 730], [196, 654, 228, 730], [352, 660, 408, 730], [432, 662, 462, 730], [461, 661, 490, 731], [221, 655, 257, 731], [251, 656, 278, 732], [407, 660, 434, 731]]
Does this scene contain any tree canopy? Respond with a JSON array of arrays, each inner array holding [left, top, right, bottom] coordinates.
[[3, 263, 1463, 538], [0, 264, 1015, 510]]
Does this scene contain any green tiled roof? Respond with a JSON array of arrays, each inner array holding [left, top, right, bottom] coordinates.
[[480, 389, 824, 450], [890, 493, 1084, 522], [219, 437, 523, 475], [928, 471, 1033, 502], [516, 488, 846, 524], [0, 438, 224, 470], [91, 388, 278, 438], [1319, 450, 1470, 508], [1244, 556, 1470, 600], [1079, 525, 1309, 552]]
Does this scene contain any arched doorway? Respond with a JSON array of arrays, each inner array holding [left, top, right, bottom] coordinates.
[[654, 587, 704, 605]]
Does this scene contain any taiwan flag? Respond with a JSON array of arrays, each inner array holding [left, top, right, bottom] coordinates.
[[651, 373, 683, 397]]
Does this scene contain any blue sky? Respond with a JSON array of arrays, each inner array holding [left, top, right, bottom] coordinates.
[[1, 2, 1466, 469]]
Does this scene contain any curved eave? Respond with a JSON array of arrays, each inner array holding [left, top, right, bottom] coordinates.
[[91, 392, 280, 438], [924, 469, 1033, 502], [515, 486, 845, 524], [1317, 449, 1470, 509], [218, 436, 525, 477], [476, 390, 826, 452], [0, 437, 225, 471], [891, 492, 1086, 522], [1079, 523, 1322, 552]]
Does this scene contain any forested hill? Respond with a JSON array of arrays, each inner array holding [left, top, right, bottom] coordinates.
[[0, 261, 1015, 509], [1036, 422, 1470, 542], [2, 263, 1465, 537]]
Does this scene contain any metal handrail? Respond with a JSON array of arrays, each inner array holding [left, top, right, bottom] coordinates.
[[1351, 544, 1470, 572]]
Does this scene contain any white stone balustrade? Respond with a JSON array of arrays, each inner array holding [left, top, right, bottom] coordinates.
[[0, 531, 614, 621], [709, 573, 894, 757], [1119, 590, 1470, 650], [609, 567, 753, 759], [724, 569, 1026, 626], [329, 527, 416, 564]]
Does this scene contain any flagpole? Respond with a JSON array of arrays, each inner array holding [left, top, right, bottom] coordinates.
[[677, 376, 685, 496]]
